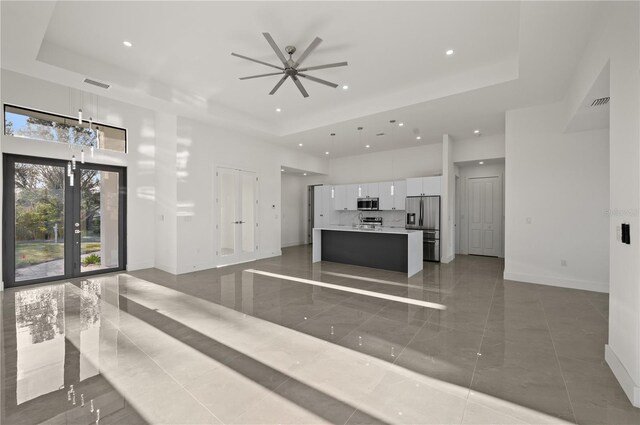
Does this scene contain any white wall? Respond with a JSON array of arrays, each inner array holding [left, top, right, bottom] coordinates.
[[175, 117, 327, 273], [281, 174, 307, 248], [319, 144, 443, 185], [441, 135, 455, 263], [562, 1, 640, 406], [504, 101, 609, 292], [0, 70, 157, 289], [456, 162, 505, 257], [453, 134, 505, 163]]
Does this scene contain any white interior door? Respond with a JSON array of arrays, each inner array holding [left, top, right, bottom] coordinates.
[[468, 176, 500, 256], [217, 167, 257, 265]]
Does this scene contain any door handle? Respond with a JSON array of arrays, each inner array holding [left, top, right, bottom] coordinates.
[[74, 230, 81, 234]]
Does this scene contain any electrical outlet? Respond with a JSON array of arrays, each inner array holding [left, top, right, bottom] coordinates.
[[561, 259, 567, 267]]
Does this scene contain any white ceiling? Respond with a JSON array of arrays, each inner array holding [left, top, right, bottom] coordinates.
[[1, 1, 603, 158]]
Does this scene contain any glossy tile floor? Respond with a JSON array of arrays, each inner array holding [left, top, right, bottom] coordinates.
[[1, 245, 637, 424]]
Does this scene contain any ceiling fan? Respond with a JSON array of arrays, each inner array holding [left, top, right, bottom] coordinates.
[[232, 33, 348, 98]]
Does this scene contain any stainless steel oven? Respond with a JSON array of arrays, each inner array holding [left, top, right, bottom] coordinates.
[[357, 197, 379, 211]]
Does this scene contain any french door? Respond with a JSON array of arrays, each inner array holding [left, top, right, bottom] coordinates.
[[3, 154, 126, 287], [216, 167, 257, 266]]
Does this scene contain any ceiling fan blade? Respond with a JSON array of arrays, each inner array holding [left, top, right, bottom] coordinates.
[[231, 53, 283, 71], [262, 32, 289, 66], [298, 73, 338, 88], [297, 61, 348, 72], [291, 76, 309, 98], [269, 75, 289, 95], [239, 71, 284, 80], [293, 37, 322, 68]]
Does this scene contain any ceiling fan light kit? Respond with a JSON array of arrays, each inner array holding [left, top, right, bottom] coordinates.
[[232, 32, 348, 98]]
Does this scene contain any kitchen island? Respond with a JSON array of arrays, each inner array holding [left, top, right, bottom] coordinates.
[[312, 226, 423, 277]]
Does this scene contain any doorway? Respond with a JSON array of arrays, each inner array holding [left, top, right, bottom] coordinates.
[[3, 154, 126, 288], [468, 176, 501, 257], [216, 167, 257, 266]]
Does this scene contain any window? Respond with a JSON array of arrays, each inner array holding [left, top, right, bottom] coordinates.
[[3, 104, 127, 153]]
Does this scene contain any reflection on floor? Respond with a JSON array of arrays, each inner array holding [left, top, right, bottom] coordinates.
[[0, 245, 636, 424]]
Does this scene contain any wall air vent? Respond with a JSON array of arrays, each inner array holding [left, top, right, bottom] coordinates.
[[590, 96, 610, 107], [83, 78, 110, 90], [376, 133, 385, 136]]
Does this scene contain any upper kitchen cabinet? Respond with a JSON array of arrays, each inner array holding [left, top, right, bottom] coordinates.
[[393, 180, 407, 210], [334, 185, 348, 210], [379, 181, 406, 210], [357, 182, 379, 198], [406, 176, 441, 196], [347, 184, 358, 210], [378, 182, 393, 210], [314, 185, 336, 226]]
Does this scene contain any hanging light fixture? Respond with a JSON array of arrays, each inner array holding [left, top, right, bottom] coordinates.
[[78, 108, 83, 124], [71, 155, 76, 170], [389, 120, 396, 196]]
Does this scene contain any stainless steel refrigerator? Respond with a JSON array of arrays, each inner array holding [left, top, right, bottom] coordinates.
[[405, 196, 440, 262]]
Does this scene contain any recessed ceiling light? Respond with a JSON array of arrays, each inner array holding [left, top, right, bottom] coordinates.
[[303, 173, 307, 176], [398, 122, 404, 127], [446, 49, 454, 56], [342, 85, 349, 90], [123, 41, 133, 47], [281, 168, 285, 172], [474, 129, 480, 134], [298, 143, 303, 147], [479, 161, 484, 165], [365, 145, 370, 148], [325, 151, 330, 155], [276, 108, 281, 112], [416, 136, 421, 140]]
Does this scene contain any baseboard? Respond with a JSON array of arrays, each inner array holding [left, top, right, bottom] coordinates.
[[606, 345, 640, 407], [441, 254, 455, 264], [281, 241, 306, 248], [503, 271, 608, 293], [127, 262, 155, 272]]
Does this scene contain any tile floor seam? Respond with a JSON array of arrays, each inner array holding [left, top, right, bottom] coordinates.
[[536, 287, 579, 425], [581, 290, 608, 323], [342, 408, 358, 425], [390, 302, 439, 367], [461, 276, 499, 423], [114, 315, 227, 425]]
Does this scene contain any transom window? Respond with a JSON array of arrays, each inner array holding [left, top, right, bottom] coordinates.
[[3, 104, 127, 153]]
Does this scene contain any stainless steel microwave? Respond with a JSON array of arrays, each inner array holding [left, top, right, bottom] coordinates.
[[357, 197, 379, 211]]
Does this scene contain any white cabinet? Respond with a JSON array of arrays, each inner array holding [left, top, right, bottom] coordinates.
[[314, 186, 335, 226], [367, 183, 379, 198], [393, 180, 407, 210], [423, 176, 441, 196], [378, 181, 407, 210], [406, 178, 424, 197], [347, 184, 358, 210], [406, 176, 441, 196], [322, 186, 334, 219], [334, 185, 348, 210], [378, 182, 393, 210]]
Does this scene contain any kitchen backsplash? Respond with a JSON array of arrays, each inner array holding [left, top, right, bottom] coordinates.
[[330, 210, 406, 228]]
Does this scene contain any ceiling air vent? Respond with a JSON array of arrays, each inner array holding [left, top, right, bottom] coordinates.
[[590, 96, 610, 107], [83, 78, 110, 90]]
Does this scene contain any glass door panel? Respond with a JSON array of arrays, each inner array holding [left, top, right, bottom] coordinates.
[[14, 163, 66, 282], [79, 169, 120, 273], [218, 168, 237, 258], [241, 172, 256, 254], [3, 155, 126, 288], [217, 167, 257, 265]]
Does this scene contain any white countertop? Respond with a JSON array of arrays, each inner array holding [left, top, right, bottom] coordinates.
[[314, 225, 422, 235]]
